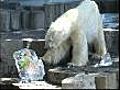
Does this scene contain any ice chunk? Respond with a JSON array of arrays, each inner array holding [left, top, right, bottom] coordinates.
[[92, 53, 113, 67], [13, 48, 45, 82], [99, 53, 113, 66]]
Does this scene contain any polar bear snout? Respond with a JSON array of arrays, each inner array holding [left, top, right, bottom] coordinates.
[[44, 42, 53, 49]]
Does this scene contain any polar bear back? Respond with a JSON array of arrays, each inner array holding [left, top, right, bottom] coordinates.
[[50, 0, 102, 44]]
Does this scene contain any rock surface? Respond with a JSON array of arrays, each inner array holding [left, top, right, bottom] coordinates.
[[62, 73, 96, 89]]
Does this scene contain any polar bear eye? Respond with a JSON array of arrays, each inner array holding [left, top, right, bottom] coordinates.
[[48, 39, 53, 42]]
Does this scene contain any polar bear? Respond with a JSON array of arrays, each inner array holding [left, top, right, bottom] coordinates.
[[42, 0, 107, 66]]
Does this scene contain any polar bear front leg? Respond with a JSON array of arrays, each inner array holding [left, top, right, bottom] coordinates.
[[70, 30, 88, 66]]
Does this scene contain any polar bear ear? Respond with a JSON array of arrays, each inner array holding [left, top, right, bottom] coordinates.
[[51, 22, 55, 26], [49, 22, 55, 29], [51, 22, 54, 24]]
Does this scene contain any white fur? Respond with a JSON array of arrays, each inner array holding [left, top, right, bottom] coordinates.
[[43, 0, 107, 66]]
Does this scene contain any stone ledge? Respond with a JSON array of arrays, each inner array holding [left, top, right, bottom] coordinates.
[[62, 73, 96, 89], [0, 78, 61, 89], [0, 29, 46, 40], [95, 72, 118, 89], [0, 78, 19, 89], [62, 71, 119, 89], [46, 59, 119, 86]]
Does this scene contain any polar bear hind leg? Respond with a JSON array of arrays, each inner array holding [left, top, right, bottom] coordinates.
[[93, 28, 107, 57]]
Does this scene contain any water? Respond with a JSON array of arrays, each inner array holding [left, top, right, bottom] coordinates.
[[101, 13, 119, 29]]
